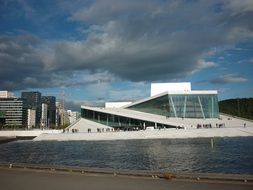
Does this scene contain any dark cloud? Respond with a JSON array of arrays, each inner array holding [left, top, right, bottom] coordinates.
[[64, 100, 83, 111], [47, 0, 253, 81], [0, 35, 113, 90], [1, 0, 253, 90], [0, 35, 44, 90], [65, 99, 104, 111]]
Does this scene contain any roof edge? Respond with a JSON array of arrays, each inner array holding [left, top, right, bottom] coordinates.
[[122, 90, 218, 108]]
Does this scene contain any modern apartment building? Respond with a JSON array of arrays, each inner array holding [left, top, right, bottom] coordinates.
[[0, 98, 27, 127], [27, 109, 36, 129], [41, 103, 48, 128], [0, 91, 15, 98]]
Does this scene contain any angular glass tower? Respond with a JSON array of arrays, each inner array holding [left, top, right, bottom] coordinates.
[[127, 93, 219, 119]]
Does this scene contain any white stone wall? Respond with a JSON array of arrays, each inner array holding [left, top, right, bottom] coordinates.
[[150, 82, 191, 96], [105, 102, 132, 108]]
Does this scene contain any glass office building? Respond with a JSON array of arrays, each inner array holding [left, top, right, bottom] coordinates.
[[41, 96, 56, 125], [21, 91, 41, 127]]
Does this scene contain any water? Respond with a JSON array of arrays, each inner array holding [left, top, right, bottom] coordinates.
[[0, 137, 253, 174]]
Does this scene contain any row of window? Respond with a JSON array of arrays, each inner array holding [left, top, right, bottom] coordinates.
[[82, 109, 174, 129]]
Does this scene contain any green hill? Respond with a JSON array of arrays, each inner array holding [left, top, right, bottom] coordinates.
[[219, 98, 253, 120]]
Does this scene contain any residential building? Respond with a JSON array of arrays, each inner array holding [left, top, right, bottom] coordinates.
[[27, 109, 36, 129], [56, 101, 69, 127], [67, 110, 79, 124], [41, 103, 48, 129], [0, 91, 15, 98]]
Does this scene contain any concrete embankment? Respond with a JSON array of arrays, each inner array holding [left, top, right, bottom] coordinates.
[[0, 164, 252, 190], [0, 130, 62, 142], [34, 127, 253, 141]]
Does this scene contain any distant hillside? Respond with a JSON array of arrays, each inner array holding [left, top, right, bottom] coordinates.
[[219, 98, 253, 120]]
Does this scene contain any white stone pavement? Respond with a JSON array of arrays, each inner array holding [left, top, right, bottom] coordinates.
[[1, 113, 253, 141], [34, 127, 253, 141], [34, 112, 253, 141]]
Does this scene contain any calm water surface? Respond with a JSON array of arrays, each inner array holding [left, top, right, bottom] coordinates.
[[0, 137, 252, 174]]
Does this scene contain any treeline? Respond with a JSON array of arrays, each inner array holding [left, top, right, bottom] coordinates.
[[219, 98, 253, 120]]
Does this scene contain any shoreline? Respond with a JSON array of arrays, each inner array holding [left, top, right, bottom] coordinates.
[[1, 169, 252, 190], [1, 170, 252, 190], [0, 129, 62, 141], [1, 127, 252, 142], [1, 163, 252, 183], [1, 164, 253, 190]]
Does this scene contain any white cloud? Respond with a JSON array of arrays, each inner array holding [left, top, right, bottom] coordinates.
[[108, 82, 149, 101], [226, 0, 253, 15], [210, 74, 248, 84], [196, 59, 217, 70]]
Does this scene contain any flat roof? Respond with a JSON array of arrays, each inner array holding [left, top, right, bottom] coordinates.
[[151, 82, 191, 96]]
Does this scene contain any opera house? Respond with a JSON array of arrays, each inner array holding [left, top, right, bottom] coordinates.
[[77, 82, 220, 131]]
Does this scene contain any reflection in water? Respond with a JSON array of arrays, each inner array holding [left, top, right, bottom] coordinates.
[[0, 137, 252, 174]]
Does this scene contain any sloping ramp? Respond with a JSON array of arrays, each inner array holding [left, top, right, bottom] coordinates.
[[67, 118, 112, 133]]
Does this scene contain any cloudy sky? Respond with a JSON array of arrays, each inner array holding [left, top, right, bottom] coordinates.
[[0, 0, 253, 110]]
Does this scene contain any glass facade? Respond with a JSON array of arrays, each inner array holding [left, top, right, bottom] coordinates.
[[81, 108, 174, 130], [127, 94, 219, 118], [41, 96, 56, 125], [81, 92, 219, 130], [126, 95, 170, 116], [21, 92, 41, 127]]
